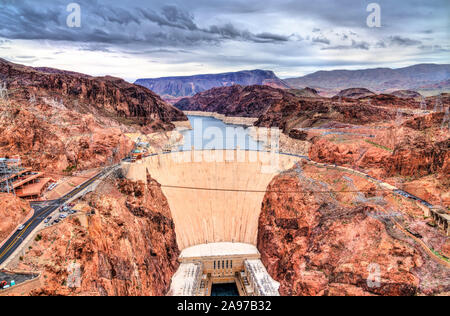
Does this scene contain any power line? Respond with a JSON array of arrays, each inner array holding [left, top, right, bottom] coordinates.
[[12, 168, 427, 196], [148, 183, 394, 194]]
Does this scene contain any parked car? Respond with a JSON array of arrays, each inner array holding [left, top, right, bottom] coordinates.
[[44, 218, 51, 224], [17, 224, 25, 231], [59, 214, 67, 219]]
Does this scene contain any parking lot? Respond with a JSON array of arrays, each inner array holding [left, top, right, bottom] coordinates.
[[0, 271, 38, 290], [44, 203, 78, 227]]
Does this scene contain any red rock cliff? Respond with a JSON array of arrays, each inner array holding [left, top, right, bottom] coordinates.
[[16, 173, 180, 296], [0, 193, 32, 243], [0, 58, 187, 131], [0, 58, 187, 172], [257, 166, 449, 296]]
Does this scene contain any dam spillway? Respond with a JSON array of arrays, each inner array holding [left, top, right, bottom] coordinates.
[[122, 150, 299, 250]]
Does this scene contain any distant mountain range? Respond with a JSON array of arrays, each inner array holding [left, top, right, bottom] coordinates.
[[135, 69, 290, 102], [285, 64, 450, 95], [136, 64, 449, 101]]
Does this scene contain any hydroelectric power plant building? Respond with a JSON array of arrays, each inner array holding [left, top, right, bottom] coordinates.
[[0, 157, 51, 200]]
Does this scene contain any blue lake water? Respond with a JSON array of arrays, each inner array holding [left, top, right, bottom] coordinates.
[[179, 115, 264, 151]]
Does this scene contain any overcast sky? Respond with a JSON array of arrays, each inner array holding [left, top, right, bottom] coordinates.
[[0, 0, 448, 81]]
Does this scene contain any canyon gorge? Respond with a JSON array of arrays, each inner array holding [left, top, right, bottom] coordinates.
[[0, 60, 448, 297]]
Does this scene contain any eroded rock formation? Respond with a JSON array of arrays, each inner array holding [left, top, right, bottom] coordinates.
[[335, 88, 376, 99], [16, 173, 179, 296], [0, 58, 186, 130], [0, 193, 31, 243], [0, 58, 187, 172], [257, 165, 449, 296], [175, 85, 295, 118]]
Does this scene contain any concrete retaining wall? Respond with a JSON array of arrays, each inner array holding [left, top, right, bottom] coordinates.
[[183, 111, 258, 127]]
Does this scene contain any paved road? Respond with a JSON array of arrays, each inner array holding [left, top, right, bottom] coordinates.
[[0, 169, 107, 266]]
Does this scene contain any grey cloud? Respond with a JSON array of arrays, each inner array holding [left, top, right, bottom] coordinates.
[[388, 36, 422, 47], [321, 40, 370, 50], [255, 33, 290, 42], [0, 1, 291, 47], [0, 0, 447, 79], [312, 36, 330, 45], [418, 45, 450, 53], [376, 41, 387, 48]]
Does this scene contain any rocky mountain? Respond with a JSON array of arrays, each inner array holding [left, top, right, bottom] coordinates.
[[135, 69, 290, 102], [0, 58, 187, 131], [335, 88, 376, 99], [258, 163, 450, 296], [0, 193, 32, 243], [175, 84, 423, 133], [0, 58, 187, 172], [285, 64, 450, 93], [287, 87, 320, 98], [389, 90, 422, 99], [16, 173, 180, 296], [175, 85, 298, 118]]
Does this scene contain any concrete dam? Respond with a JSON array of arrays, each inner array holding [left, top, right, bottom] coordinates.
[[122, 150, 299, 296], [122, 150, 298, 250]]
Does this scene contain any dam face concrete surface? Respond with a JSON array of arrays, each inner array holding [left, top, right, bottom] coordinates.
[[122, 150, 298, 250]]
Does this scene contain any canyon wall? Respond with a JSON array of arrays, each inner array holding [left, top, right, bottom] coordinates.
[[15, 174, 180, 296], [1, 58, 186, 131], [0, 58, 187, 172], [0, 193, 32, 243], [257, 165, 450, 296], [175, 85, 295, 118]]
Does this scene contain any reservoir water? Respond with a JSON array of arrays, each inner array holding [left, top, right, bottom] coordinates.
[[179, 115, 265, 151]]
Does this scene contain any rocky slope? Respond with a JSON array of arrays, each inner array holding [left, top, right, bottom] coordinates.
[[176, 85, 422, 134], [287, 87, 320, 98], [135, 69, 289, 101], [387, 136, 449, 178], [307, 109, 449, 205], [15, 172, 180, 296], [0, 100, 135, 173], [285, 64, 450, 93], [175, 85, 297, 118], [258, 164, 450, 296], [390, 90, 422, 99], [255, 94, 399, 133], [0, 58, 187, 131], [0, 58, 187, 173], [335, 88, 376, 99], [0, 193, 32, 243]]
